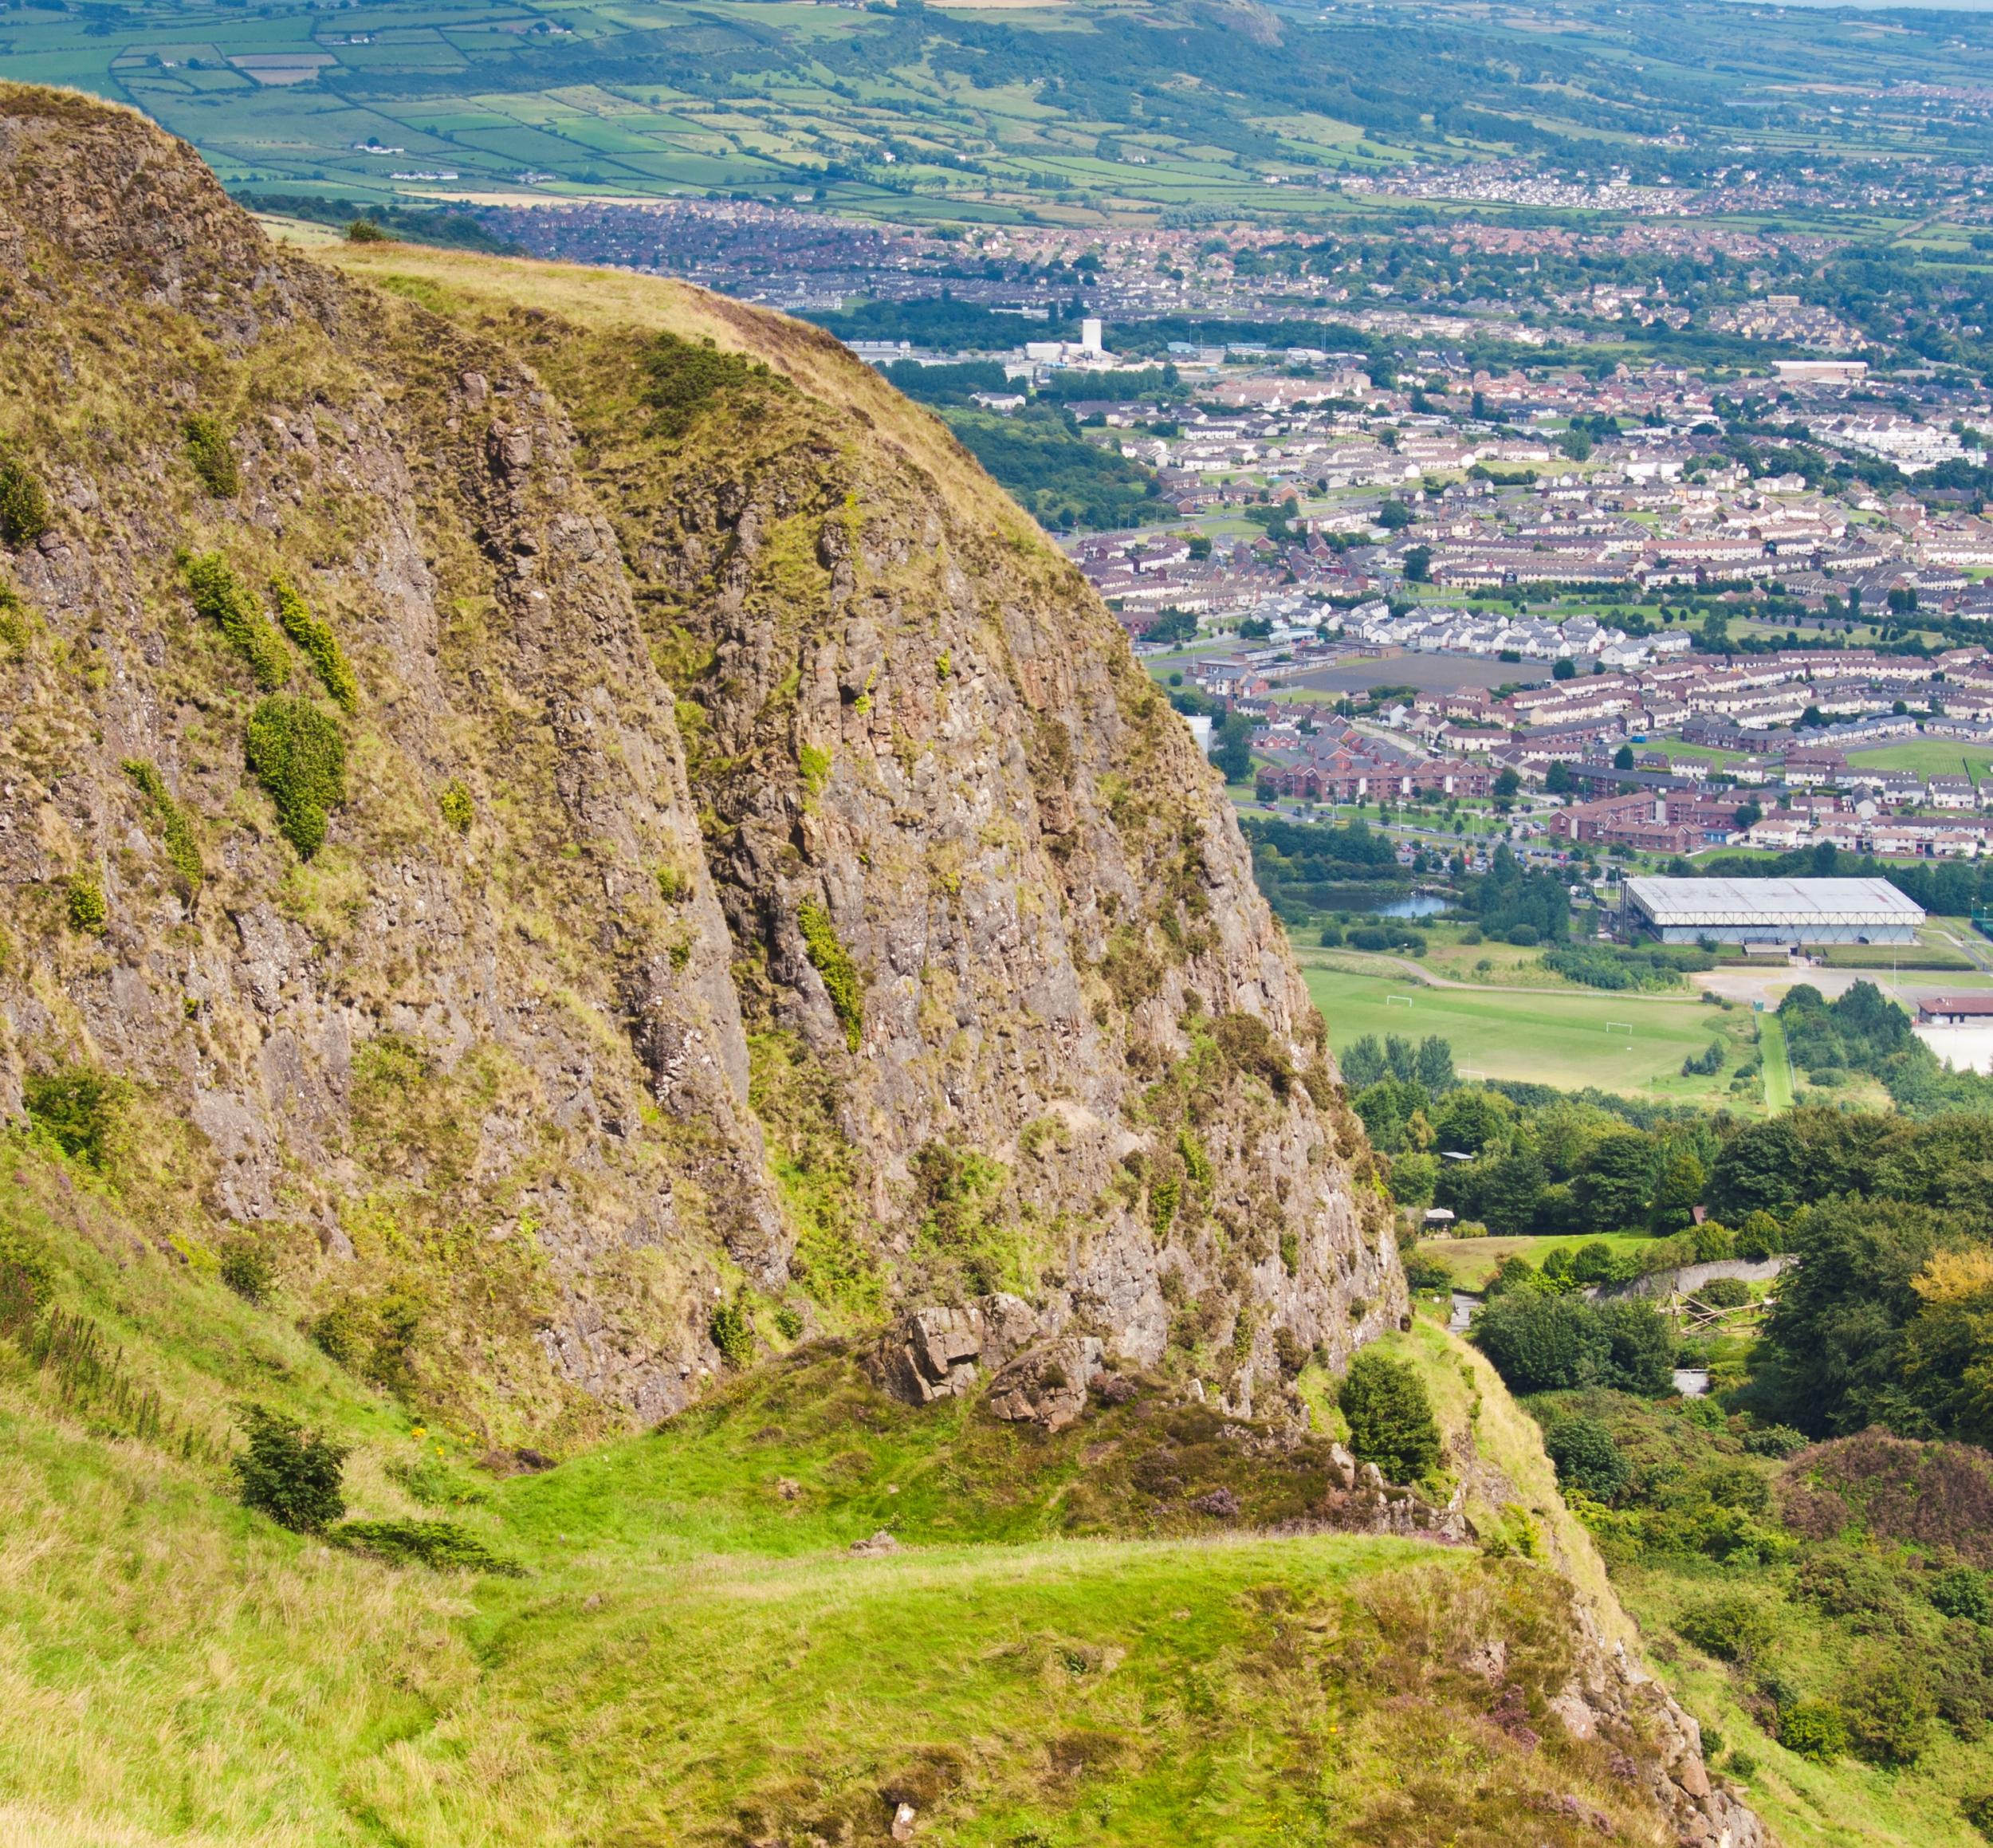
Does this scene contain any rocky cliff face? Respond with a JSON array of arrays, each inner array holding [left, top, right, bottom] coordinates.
[[0, 84, 1399, 1444]]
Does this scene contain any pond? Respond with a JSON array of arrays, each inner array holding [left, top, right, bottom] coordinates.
[[1373, 893, 1450, 919]]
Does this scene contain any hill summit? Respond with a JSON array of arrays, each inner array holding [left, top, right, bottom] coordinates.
[[0, 82, 1395, 1445]]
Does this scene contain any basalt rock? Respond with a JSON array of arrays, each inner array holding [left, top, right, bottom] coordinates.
[[0, 83, 1401, 1442], [869, 1292, 1041, 1404], [984, 1335, 1104, 1431]]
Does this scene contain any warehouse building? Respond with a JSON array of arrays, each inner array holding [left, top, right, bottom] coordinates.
[[1621, 875, 1924, 946]]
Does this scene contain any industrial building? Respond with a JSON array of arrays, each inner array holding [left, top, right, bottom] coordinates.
[[1621, 876, 1925, 946]]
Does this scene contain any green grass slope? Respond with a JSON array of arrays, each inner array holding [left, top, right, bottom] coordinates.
[[0, 1134, 1711, 1846]]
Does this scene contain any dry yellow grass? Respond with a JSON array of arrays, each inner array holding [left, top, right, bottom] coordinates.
[[302, 232, 1044, 557]]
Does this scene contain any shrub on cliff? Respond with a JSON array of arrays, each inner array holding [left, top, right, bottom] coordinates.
[[1338, 1348, 1441, 1484], [65, 870, 107, 934], [121, 757, 202, 898], [646, 332, 777, 439], [23, 1065, 118, 1168], [440, 779, 474, 834], [218, 1240, 275, 1305], [269, 574, 357, 711], [798, 899, 863, 1050], [183, 552, 288, 690], [710, 1300, 755, 1369], [183, 414, 240, 497], [0, 445, 50, 548], [246, 695, 345, 859]]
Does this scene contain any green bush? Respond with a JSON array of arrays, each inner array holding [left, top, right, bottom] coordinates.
[[1471, 1291, 1673, 1397], [309, 1303, 368, 1367], [1338, 1347, 1441, 1484], [23, 1066, 116, 1168], [1402, 1249, 1453, 1294], [245, 695, 346, 859], [328, 1519, 524, 1576], [439, 779, 474, 834], [1965, 1791, 1993, 1842], [646, 332, 777, 438], [1778, 1700, 1848, 1761], [66, 870, 107, 934], [1677, 1591, 1776, 1663], [218, 1240, 275, 1305], [1842, 1654, 1936, 1765], [1795, 1545, 1913, 1634], [121, 758, 202, 897], [1933, 1566, 1993, 1626], [1697, 1276, 1752, 1310], [710, 1300, 755, 1369], [1546, 1415, 1629, 1503], [232, 1405, 348, 1533], [0, 446, 51, 548], [1743, 1422, 1808, 1459], [798, 899, 863, 1051], [183, 414, 240, 497], [773, 1305, 804, 1341], [183, 552, 288, 690], [1470, 1291, 1593, 1391], [0, 580, 29, 652], [269, 575, 357, 711]]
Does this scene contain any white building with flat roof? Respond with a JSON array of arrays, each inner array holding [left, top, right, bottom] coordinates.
[[1622, 875, 1924, 946]]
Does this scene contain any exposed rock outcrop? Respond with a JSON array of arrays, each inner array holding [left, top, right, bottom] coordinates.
[[1557, 1609, 1768, 1848], [0, 82, 1397, 1442]]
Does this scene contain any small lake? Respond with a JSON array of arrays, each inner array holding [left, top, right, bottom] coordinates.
[[1374, 894, 1450, 919]]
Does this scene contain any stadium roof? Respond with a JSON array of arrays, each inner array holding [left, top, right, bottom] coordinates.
[[1622, 876, 1924, 926]]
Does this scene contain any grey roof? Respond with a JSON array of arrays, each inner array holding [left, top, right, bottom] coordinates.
[[1623, 876, 1924, 926]]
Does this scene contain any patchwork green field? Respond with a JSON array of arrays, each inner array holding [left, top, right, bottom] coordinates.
[[1301, 960, 1763, 1106], [11, 0, 1993, 218]]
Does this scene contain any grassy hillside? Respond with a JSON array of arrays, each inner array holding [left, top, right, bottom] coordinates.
[[0, 1131, 1711, 1846]]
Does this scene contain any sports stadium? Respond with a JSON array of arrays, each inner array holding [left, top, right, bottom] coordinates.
[[1619, 876, 1925, 946]]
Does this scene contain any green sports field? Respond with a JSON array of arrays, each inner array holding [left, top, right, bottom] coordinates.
[[1842, 739, 1993, 780], [1302, 961, 1761, 1103]]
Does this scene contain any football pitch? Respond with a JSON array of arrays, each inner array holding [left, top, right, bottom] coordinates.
[[1302, 963, 1759, 1103]]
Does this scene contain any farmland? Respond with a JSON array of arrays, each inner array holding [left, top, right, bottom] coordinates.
[[10, 0, 1993, 218]]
